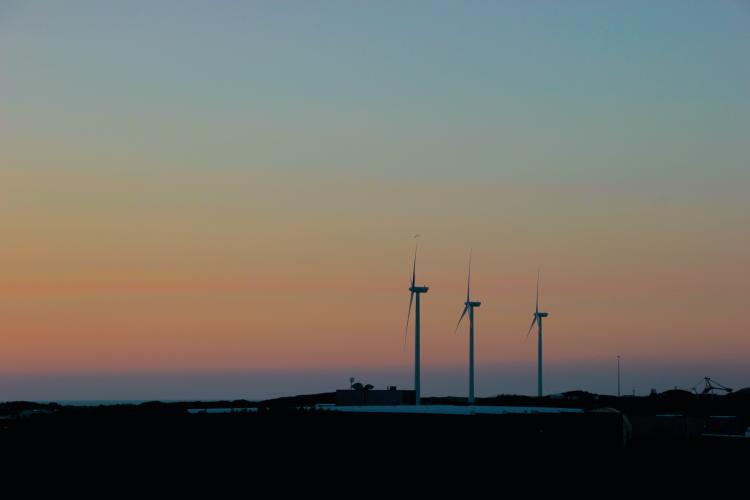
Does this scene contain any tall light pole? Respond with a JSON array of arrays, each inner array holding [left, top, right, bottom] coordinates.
[[617, 355, 621, 397]]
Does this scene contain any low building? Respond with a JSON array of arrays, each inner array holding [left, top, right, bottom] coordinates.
[[336, 386, 415, 406], [325, 404, 583, 415]]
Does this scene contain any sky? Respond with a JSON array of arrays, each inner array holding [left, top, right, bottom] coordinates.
[[1, 1, 749, 400]]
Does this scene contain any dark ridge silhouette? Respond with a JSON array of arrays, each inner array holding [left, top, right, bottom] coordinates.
[[4, 401, 745, 482], [3, 390, 749, 450], [258, 391, 335, 407], [2, 387, 749, 477]]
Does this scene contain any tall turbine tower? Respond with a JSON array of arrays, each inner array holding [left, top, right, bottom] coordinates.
[[456, 251, 481, 404], [405, 240, 428, 405], [527, 271, 549, 398]]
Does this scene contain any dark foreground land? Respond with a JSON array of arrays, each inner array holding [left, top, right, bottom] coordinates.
[[2, 391, 749, 472]]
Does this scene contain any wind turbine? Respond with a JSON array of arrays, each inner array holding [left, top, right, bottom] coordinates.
[[527, 271, 549, 398], [456, 251, 481, 404], [404, 239, 429, 405]]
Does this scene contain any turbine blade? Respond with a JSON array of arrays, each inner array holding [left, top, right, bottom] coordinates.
[[411, 241, 418, 288], [405, 236, 419, 350], [455, 304, 469, 333], [466, 250, 472, 302], [404, 291, 415, 348], [526, 315, 538, 339]]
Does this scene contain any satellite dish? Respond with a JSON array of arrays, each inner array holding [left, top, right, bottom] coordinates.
[[364, 384, 374, 391], [352, 382, 364, 391]]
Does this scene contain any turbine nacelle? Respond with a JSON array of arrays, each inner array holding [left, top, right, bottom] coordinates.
[[535, 312, 548, 318], [409, 286, 429, 293], [465, 301, 481, 307]]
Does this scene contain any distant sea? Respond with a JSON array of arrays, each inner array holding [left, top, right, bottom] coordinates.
[[35, 400, 180, 406]]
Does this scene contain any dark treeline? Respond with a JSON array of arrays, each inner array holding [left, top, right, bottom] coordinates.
[[2, 391, 749, 456], [3, 389, 750, 417], [4, 399, 746, 485]]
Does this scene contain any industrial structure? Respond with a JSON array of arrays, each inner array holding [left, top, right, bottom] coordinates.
[[693, 377, 733, 395], [455, 251, 481, 404], [401, 242, 553, 404], [336, 384, 415, 406], [404, 240, 428, 405], [527, 271, 549, 398], [392, 241, 740, 406]]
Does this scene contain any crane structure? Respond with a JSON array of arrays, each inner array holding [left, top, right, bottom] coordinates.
[[692, 377, 733, 395]]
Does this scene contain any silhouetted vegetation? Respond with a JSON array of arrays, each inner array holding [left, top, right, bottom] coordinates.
[[2, 391, 749, 463]]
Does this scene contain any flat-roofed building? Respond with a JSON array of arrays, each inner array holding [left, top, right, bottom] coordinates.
[[336, 386, 415, 406]]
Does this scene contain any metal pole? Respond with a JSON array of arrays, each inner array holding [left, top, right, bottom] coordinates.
[[469, 306, 475, 404], [617, 355, 621, 397], [415, 292, 421, 406], [538, 317, 543, 398]]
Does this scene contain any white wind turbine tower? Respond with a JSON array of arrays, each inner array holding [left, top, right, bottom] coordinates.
[[404, 239, 429, 405], [527, 271, 549, 398], [455, 251, 481, 404]]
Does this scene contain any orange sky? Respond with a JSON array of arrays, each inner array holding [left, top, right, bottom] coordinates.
[[1, 168, 747, 391]]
